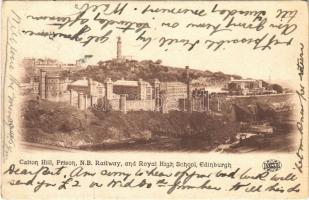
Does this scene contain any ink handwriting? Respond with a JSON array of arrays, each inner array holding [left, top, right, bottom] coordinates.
[[21, 3, 298, 52], [3, 164, 302, 194]]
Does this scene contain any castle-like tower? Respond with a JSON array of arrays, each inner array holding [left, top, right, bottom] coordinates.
[[39, 70, 46, 99], [117, 37, 122, 60], [186, 66, 192, 112]]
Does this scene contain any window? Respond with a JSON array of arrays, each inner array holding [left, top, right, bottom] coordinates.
[[98, 87, 103, 94]]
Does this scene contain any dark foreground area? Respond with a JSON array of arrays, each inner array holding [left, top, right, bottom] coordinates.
[[21, 98, 296, 153], [78, 131, 296, 153]]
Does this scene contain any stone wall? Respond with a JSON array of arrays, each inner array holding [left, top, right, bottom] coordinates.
[[109, 99, 120, 111], [126, 99, 155, 111]]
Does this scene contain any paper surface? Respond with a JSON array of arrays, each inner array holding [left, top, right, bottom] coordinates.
[[1, 1, 308, 199]]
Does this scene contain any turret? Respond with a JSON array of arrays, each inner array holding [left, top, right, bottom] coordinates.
[[105, 78, 113, 100], [153, 79, 161, 110], [138, 78, 147, 100], [185, 66, 192, 112], [39, 70, 47, 99]]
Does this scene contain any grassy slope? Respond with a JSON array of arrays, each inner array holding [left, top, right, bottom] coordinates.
[[21, 100, 237, 149]]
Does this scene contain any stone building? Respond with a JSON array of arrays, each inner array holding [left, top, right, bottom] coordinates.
[[227, 78, 264, 95], [68, 78, 105, 110], [113, 78, 153, 100], [33, 58, 82, 74], [35, 70, 191, 113], [19, 78, 39, 95], [106, 78, 155, 112], [158, 81, 188, 112], [38, 70, 71, 101], [34, 63, 197, 114], [66, 77, 155, 112], [159, 82, 188, 99]]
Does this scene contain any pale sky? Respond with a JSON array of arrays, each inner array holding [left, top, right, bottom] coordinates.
[[9, 1, 307, 86]]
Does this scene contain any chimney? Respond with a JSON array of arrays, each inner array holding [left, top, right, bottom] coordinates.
[[185, 66, 190, 80]]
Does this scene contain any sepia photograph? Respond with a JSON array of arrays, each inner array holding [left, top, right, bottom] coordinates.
[[19, 36, 296, 153]]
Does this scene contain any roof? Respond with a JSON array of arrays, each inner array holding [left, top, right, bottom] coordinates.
[[70, 80, 88, 87], [231, 79, 259, 82], [114, 80, 138, 87], [47, 74, 61, 78], [160, 82, 186, 87], [206, 88, 228, 93], [36, 64, 60, 68], [113, 80, 151, 87]]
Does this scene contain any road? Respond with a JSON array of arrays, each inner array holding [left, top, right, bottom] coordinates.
[[21, 141, 80, 152]]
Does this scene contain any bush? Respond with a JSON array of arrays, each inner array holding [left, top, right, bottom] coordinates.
[[271, 84, 283, 93], [22, 100, 236, 148]]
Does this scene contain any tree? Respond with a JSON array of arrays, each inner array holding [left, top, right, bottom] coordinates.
[[155, 59, 162, 64], [271, 84, 283, 93], [97, 61, 105, 66]]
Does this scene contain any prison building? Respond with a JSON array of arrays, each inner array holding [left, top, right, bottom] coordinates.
[[19, 78, 39, 95], [227, 78, 264, 95], [38, 70, 71, 102], [68, 78, 105, 110], [159, 81, 188, 112], [112, 78, 153, 100]]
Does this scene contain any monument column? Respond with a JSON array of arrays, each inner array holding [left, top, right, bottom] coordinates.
[[117, 37, 122, 60]]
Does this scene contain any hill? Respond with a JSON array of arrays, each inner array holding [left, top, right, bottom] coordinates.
[[68, 59, 242, 87]]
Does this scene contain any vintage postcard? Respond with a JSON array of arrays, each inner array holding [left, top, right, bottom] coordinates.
[[1, 0, 308, 199]]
